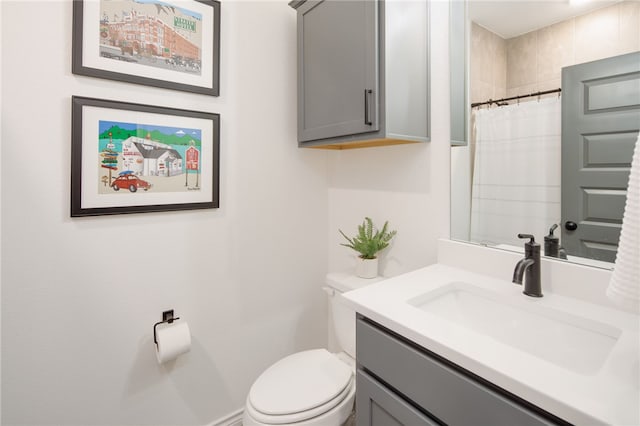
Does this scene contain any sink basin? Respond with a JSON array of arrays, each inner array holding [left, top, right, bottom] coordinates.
[[408, 282, 621, 375]]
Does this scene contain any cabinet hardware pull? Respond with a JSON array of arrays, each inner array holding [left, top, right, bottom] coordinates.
[[364, 89, 373, 125]]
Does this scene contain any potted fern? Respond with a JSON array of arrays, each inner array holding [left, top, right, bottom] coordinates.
[[339, 217, 397, 279]]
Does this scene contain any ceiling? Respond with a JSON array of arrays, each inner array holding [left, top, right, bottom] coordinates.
[[468, 0, 622, 39]]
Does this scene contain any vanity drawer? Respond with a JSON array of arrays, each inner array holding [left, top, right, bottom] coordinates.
[[356, 369, 440, 426], [356, 317, 564, 426]]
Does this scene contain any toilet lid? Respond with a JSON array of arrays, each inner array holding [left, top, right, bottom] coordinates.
[[249, 349, 353, 417]]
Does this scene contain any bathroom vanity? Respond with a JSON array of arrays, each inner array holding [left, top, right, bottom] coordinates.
[[344, 240, 640, 426], [356, 316, 567, 425]]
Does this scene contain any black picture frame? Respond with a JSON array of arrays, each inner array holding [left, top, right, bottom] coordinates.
[[71, 96, 220, 217], [72, 0, 220, 96]]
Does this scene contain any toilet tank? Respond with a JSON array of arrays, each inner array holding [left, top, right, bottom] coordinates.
[[325, 273, 385, 358]]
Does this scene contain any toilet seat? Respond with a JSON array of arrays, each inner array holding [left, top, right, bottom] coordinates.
[[246, 349, 354, 425]]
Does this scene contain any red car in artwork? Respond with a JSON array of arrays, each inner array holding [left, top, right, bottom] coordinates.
[[111, 171, 151, 193]]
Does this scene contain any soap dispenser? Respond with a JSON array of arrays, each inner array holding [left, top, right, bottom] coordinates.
[[544, 224, 567, 259]]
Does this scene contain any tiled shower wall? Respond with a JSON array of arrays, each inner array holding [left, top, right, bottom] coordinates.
[[470, 23, 507, 105], [471, 0, 640, 106]]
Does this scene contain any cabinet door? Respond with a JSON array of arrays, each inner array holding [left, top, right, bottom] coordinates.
[[449, 0, 467, 146], [297, 0, 379, 142], [356, 370, 440, 426]]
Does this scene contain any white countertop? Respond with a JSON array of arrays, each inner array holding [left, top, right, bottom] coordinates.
[[343, 263, 640, 425]]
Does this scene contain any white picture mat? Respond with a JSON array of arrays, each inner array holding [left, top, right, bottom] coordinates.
[[81, 105, 215, 209], [82, 0, 215, 89]]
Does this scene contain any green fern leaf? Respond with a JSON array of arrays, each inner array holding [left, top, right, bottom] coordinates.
[[338, 217, 397, 260]]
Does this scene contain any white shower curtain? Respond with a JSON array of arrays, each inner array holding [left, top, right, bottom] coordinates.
[[470, 97, 562, 248]]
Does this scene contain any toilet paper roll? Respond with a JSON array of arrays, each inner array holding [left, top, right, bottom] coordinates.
[[155, 321, 191, 364]]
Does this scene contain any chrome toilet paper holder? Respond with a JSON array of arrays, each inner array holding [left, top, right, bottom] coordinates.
[[153, 310, 181, 346]]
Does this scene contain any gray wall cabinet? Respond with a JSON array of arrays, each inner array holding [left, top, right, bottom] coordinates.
[[449, 0, 468, 147], [356, 316, 570, 426], [290, 0, 430, 149]]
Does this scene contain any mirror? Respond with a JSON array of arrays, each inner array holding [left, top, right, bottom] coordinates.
[[450, 0, 640, 269]]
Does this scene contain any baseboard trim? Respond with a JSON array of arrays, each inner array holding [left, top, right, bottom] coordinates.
[[209, 407, 243, 426]]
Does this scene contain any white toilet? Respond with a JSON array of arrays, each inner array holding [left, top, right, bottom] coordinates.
[[242, 273, 382, 426]]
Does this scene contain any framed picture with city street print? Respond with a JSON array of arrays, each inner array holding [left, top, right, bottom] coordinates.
[[71, 96, 220, 217], [72, 0, 220, 96]]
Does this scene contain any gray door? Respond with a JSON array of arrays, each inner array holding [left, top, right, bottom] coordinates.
[[561, 52, 640, 262], [297, 0, 378, 142]]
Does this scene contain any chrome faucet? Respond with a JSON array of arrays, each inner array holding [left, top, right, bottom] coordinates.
[[512, 234, 543, 297]]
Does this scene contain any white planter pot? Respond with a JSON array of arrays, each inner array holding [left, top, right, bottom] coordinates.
[[356, 257, 379, 279]]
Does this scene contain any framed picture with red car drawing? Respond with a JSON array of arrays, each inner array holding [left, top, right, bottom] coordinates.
[[71, 96, 220, 216], [72, 0, 220, 96]]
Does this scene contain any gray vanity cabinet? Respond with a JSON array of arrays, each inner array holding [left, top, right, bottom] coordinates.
[[290, 0, 430, 149], [356, 316, 569, 426]]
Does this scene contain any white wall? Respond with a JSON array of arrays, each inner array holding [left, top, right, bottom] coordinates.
[[1, 1, 330, 424], [328, 0, 451, 277], [0, 0, 3, 412], [450, 143, 471, 241], [1, 0, 452, 424]]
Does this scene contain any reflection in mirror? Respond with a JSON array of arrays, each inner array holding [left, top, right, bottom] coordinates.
[[450, 0, 640, 269]]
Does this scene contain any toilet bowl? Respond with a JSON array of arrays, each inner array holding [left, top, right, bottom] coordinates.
[[242, 273, 382, 426], [243, 349, 355, 426]]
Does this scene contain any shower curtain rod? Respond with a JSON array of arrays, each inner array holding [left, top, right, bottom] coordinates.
[[471, 88, 561, 108]]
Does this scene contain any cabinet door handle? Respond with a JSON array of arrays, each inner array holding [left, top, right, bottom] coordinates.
[[364, 89, 373, 125]]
